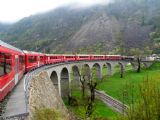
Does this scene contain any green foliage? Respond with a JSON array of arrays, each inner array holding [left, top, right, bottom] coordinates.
[[118, 78, 160, 120], [33, 108, 62, 120], [66, 89, 118, 120], [97, 62, 160, 105]]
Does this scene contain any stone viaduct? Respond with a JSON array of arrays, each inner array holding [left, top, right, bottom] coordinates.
[[46, 60, 153, 97]]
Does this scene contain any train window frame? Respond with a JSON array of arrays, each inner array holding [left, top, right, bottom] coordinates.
[[0, 52, 12, 77], [28, 56, 37, 63], [19, 55, 25, 70], [19, 55, 25, 64]]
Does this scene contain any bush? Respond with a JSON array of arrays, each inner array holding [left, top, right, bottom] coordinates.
[[118, 78, 160, 120], [34, 108, 60, 120]]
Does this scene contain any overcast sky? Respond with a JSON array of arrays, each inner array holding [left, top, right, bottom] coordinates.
[[0, 0, 111, 23]]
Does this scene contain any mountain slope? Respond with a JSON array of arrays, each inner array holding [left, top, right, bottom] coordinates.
[[0, 0, 160, 54]]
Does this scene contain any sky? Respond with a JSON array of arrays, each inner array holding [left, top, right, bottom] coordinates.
[[0, 0, 111, 23]]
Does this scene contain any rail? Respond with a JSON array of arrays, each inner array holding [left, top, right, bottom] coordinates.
[[95, 90, 129, 114]]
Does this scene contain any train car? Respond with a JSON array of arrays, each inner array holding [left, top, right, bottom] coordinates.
[[105, 55, 122, 60], [76, 54, 91, 61], [63, 54, 76, 62], [46, 54, 64, 64], [0, 40, 25, 101], [23, 51, 45, 72], [90, 55, 105, 60], [122, 56, 134, 61]]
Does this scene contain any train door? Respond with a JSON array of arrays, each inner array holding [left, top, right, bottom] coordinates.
[[15, 55, 19, 85], [38, 56, 40, 67]]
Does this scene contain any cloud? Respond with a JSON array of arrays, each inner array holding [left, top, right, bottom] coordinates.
[[0, 0, 111, 23]]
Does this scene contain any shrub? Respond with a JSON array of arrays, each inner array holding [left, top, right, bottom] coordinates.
[[118, 78, 160, 120], [34, 108, 60, 120]]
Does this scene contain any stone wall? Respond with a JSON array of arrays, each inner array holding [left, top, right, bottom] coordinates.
[[28, 71, 73, 120]]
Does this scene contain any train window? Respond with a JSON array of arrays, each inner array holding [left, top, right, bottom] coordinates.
[[0, 53, 4, 76], [29, 56, 37, 63], [0, 52, 12, 76], [40, 56, 43, 61], [50, 56, 57, 59], [5, 54, 12, 74], [19, 55, 25, 70]]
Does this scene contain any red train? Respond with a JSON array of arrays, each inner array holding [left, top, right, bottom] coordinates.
[[0, 40, 133, 101]]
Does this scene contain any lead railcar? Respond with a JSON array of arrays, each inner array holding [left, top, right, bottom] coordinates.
[[0, 40, 25, 101]]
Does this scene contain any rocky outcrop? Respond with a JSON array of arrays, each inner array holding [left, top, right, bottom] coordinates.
[[28, 71, 73, 120]]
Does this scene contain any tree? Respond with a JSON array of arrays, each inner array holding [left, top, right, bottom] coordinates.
[[129, 47, 152, 73], [77, 66, 91, 98], [120, 64, 124, 78], [88, 80, 97, 102], [85, 67, 98, 118]]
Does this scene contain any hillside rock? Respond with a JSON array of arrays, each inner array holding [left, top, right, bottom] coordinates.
[[66, 13, 120, 51]]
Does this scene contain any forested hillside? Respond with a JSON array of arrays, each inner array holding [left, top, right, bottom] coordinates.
[[0, 0, 160, 54]]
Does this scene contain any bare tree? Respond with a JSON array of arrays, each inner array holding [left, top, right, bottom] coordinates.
[[129, 47, 152, 73]]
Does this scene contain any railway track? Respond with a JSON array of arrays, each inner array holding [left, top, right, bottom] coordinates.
[[95, 90, 129, 114]]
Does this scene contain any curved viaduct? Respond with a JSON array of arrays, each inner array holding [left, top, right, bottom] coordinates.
[[46, 60, 153, 97], [3, 59, 153, 119]]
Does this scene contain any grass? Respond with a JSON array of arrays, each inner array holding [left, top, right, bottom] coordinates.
[[64, 88, 118, 119], [64, 62, 160, 119], [97, 62, 160, 105]]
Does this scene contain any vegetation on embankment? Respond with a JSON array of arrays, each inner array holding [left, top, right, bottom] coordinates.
[[97, 62, 160, 105], [33, 108, 66, 120]]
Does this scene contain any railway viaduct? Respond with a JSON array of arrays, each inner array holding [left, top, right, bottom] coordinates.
[[2, 59, 153, 119], [46, 60, 153, 97]]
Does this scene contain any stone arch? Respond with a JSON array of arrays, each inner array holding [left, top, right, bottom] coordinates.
[[106, 63, 112, 75], [102, 64, 108, 77], [142, 62, 153, 68], [92, 63, 101, 79], [71, 65, 80, 87], [50, 71, 58, 92], [118, 62, 125, 77], [113, 62, 124, 75], [60, 67, 69, 97], [118, 62, 125, 72], [142, 62, 148, 68], [130, 62, 138, 70], [81, 64, 91, 81]]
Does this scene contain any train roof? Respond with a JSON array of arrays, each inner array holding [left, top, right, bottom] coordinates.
[[0, 40, 23, 53], [23, 50, 44, 55], [45, 54, 64, 56]]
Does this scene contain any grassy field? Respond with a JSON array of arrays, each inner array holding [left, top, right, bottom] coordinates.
[[97, 62, 160, 105], [64, 89, 119, 119], [64, 62, 160, 119]]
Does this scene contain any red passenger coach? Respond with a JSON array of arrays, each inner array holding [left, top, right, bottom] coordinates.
[[76, 54, 90, 61], [24, 51, 45, 72], [46, 54, 64, 64], [91, 55, 105, 60], [106, 55, 122, 60], [64, 55, 76, 62], [0, 40, 25, 101]]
